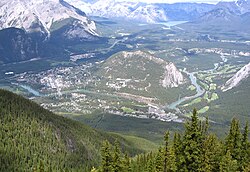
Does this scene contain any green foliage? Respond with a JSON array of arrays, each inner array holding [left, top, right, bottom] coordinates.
[[98, 109, 250, 172], [0, 89, 143, 171], [201, 134, 222, 172], [122, 153, 131, 172], [1, 89, 250, 172], [112, 140, 122, 172], [219, 151, 238, 172], [241, 122, 250, 170], [155, 147, 164, 172], [100, 140, 113, 172], [224, 118, 242, 169], [181, 108, 203, 171]]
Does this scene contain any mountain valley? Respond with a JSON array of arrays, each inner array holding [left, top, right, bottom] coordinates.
[[1, 0, 250, 170]]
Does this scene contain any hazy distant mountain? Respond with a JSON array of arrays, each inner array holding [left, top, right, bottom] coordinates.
[[216, 0, 250, 15], [156, 3, 215, 21], [180, 0, 250, 33], [65, 0, 215, 23], [198, 8, 239, 22]]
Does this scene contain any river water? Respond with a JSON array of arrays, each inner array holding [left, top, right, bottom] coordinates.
[[19, 84, 42, 97], [157, 21, 188, 27], [16, 69, 205, 111], [165, 69, 205, 112]]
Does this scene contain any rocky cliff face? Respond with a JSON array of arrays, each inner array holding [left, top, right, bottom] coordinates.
[[0, 0, 99, 63], [0, 0, 98, 40], [0, 28, 38, 63], [222, 63, 250, 91], [162, 62, 184, 88]]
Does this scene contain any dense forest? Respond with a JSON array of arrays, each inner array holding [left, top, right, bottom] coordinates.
[[96, 109, 250, 172], [0, 89, 250, 171], [0, 89, 146, 171]]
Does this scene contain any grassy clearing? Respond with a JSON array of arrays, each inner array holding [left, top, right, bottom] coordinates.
[[199, 81, 209, 90], [74, 113, 184, 144], [111, 133, 159, 153], [211, 93, 219, 101], [198, 106, 210, 114], [209, 83, 217, 91], [183, 97, 202, 107], [121, 107, 135, 113], [187, 85, 196, 91]]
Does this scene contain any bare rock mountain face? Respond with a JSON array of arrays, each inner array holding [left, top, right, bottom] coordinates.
[[0, 0, 98, 40], [222, 63, 250, 92], [0, 0, 98, 63], [162, 62, 184, 88]]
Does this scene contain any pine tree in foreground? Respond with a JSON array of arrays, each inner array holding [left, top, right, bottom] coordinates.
[[100, 140, 113, 172], [97, 109, 250, 172], [112, 140, 122, 172]]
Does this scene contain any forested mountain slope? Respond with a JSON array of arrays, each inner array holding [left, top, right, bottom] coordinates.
[[0, 89, 152, 171]]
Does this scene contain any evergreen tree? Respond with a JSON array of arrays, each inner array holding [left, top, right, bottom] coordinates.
[[112, 140, 122, 172], [155, 147, 164, 172], [146, 159, 154, 172], [123, 153, 131, 172], [101, 140, 113, 172], [181, 109, 203, 171], [173, 132, 183, 171], [166, 147, 177, 172], [201, 134, 222, 172], [241, 122, 249, 170], [219, 151, 238, 172], [225, 118, 242, 162], [164, 131, 169, 172]]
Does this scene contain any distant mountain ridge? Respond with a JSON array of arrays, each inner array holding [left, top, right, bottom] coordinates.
[[179, 0, 250, 34], [65, 0, 215, 23], [65, 0, 250, 25], [216, 0, 250, 15]]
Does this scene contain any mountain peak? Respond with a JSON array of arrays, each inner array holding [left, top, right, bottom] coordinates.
[[236, 0, 249, 5], [0, 0, 97, 39]]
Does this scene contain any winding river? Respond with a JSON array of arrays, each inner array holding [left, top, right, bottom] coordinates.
[[16, 69, 205, 113], [18, 84, 42, 97], [165, 69, 205, 112]]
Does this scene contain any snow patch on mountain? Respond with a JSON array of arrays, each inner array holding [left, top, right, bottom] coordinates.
[[222, 63, 250, 91], [128, 5, 168, 23], [65, 0, 168, 23], [0, 0, 97, 38]]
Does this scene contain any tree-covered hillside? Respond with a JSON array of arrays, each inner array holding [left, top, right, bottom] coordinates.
[[97, 110, 250, 172], [1, 89, 250, 172], [0, 89, 152, 171]]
